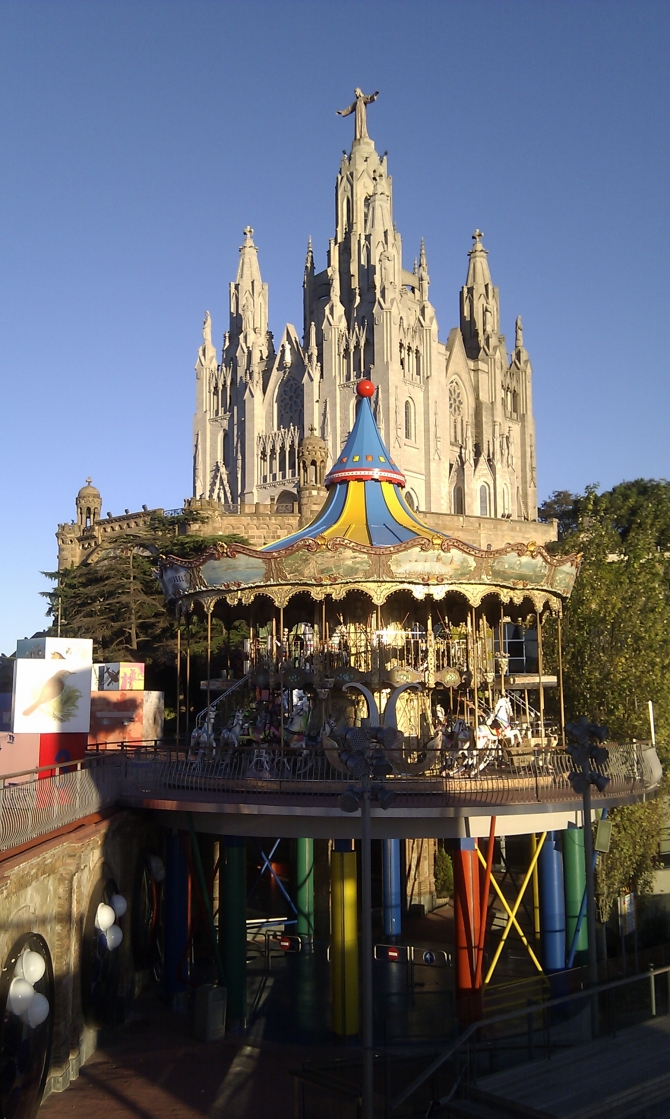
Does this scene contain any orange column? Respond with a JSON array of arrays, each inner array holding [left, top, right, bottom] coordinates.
[[453, 838, 482, 1024]]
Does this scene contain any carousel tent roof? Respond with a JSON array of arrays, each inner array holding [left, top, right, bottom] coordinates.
[[263, 380, 446, 551]]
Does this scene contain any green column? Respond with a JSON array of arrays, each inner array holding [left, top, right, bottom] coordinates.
[[563, 826, 588, 964], [296, 837, 314, 940], [220, 836, 247, 1022]]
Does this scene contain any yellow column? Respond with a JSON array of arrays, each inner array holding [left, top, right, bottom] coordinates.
[[331, 847, 359, 1036]]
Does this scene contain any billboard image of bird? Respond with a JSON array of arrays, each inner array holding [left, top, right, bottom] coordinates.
[[12, 661, 92, 734]]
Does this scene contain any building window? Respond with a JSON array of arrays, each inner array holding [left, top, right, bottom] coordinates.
[[405, 490, 419, 511], [453, 486, 464, 515], [479, 484, 490, 517], [502, 485, 509, 515], [404, 398, 415, 441], [449, 380, 464, 444]]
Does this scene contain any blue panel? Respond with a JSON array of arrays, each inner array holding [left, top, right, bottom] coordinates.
[[539, 831, 566, 973], [263, 485, 348, 551], [383, 838, 402, 937], [363, 481, 415, 546]]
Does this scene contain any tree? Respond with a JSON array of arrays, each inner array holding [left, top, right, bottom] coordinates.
[[41, 518, 250, 728], [542, 479, 670, 922]]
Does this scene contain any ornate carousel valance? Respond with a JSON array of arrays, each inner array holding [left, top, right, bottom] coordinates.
[[155, 380, 579, 614]]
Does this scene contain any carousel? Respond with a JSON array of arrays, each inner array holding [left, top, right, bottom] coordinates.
[[157, 378, 580, 779]]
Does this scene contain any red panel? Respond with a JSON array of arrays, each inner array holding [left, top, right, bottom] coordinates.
[[39, 732, 88, 774]]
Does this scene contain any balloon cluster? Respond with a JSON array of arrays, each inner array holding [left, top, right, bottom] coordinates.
[[95, 893, 127, 950], [8, 950, 49, 1028]]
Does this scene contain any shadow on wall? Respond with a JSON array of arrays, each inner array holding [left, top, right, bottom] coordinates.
[[0, 806, 165, 1115]]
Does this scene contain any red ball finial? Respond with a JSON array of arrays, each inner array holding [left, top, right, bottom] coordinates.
[[357, 378, 375, 398]]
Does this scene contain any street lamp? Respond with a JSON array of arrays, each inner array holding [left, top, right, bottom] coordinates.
[[337, 734, 397, 1119]]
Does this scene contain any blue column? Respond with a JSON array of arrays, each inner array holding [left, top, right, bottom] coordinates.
[[164, 830, 189, 995], [382, 839, 402, 938], [538, 831, 566, 973]]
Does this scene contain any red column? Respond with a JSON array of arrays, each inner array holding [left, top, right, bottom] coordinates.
[[453, 838, 482, 1024]]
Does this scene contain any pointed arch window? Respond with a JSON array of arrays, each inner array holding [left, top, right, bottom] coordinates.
[[479, 483, 490, 517], [453, 486, 464, 515], [449, 380, 464, 445], [404, 398, 415, 442]]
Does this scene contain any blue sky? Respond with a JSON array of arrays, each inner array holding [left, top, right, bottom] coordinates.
[[1, 0, 668, 653]]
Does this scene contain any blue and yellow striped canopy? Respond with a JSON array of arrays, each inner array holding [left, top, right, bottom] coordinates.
[[264, 381, 447, 551]]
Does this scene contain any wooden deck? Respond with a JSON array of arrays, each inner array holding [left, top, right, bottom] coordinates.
[[462, 1014, 670, 1118]]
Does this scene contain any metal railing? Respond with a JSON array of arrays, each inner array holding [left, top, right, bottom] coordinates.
[[292, 961, 670, 1118], [115, 739, 657, 809], [0, 756, 122, 853], [193, 674, 250, 732]]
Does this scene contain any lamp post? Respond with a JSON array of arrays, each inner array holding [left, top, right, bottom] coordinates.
[[337, 728, 396, 1119]]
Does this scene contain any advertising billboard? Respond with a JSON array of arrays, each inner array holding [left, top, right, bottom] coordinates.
[[93, 663, 145, 691], [12, 660, 92, 734], [16, 638, 93, 665]]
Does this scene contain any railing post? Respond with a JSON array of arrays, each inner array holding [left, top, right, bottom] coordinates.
[[650, 964, 657, 1017]]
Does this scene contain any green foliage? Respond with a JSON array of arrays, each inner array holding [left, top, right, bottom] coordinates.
[[434, 846, 454, 898], [41, 523, 251, 724], [595, 799, 664, 923], [541, 478, 670, 919]]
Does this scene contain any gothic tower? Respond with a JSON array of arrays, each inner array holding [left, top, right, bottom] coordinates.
[[192, 92, 538, 523]]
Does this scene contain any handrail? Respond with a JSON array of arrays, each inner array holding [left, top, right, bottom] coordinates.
[[194, 674, 251, 731], [391, 962, 670, 1112]]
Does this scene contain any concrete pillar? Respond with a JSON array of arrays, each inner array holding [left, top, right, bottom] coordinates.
[[563, 826, 588, 964], [164, 830, 189, 996], [331, 839, 359, 1036], [220, 836, 247, 1023], [382, 838, 402, 939], [296, 837, 314, 941], [452, 838, 482, 1023], [539, 831, 566, 972]]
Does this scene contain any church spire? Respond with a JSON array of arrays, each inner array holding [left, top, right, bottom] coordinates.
[[419, 238, 429, 301], [228, 226, 269, 370], [460, 229, 500, 358]]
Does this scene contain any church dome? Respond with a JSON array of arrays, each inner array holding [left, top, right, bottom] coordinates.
[[77, 477, 100, 501]]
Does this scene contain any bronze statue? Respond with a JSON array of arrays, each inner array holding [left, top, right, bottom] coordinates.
[[337, 88, 379, 141]]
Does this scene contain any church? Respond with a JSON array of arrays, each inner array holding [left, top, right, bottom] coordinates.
[[58, 91, 549, 571], [192, 88, 537, 522]]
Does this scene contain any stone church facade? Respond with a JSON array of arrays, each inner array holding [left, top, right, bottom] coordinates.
[[57, 95, 552, 571], [193, 101, 537, 521]]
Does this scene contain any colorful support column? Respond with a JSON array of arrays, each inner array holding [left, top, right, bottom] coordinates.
[[296, 837, 315, 942], [220, 836, 247, 1023], [563, 825, 588, 965], [452, 838, 482, 1023], [164, 829, 189, 996], [382, 838, 402, 939], [538, 831, 566, 973], [331, 839, 359, 1037]]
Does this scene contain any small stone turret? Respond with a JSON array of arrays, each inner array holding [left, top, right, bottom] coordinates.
[[76, 479, 102, 529], [298, 429, 328, 525]]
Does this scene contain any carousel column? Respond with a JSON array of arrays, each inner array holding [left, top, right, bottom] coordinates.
[[220, 836, 247, 1024], [564, 826, 588, 965], [331, 839, 359, 1036], [382, 839, 402, 939], [539, 831, 566, 973], [453, 838, 482, 1023], [164, 829, 190, 997], [296, 837, 315, 943]]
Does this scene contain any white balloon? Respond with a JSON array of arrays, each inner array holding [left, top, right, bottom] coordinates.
[[105, 925, 123, 950], [110, 894, 127, 919], [148, 855, 165, 882], [23, 993, 49, 1028], [13, 956, 24, 980], [21, 951, 46, 986], [95, 903, 116, 932], [8, 978, 35, 1015]]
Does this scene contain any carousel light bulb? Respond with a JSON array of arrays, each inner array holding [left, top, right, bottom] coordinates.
[[23, 993, 49, 1028], [95, 903, 116, 932], [21, 951, 46, 985], [148, 855, 166, 882], [8, 978, 35, 1016], [105, 925, 123, 950], [110, 894, 127, 919]]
